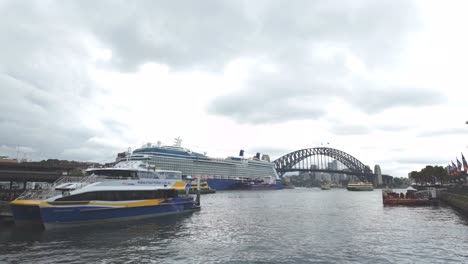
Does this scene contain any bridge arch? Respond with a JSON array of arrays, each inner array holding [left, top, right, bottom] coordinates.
[[273, 147, 372, 176]]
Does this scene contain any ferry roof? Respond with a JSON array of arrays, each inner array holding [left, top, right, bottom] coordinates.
[[49, 180, 191, 199], [86, 167, 143, 172], [76, 184, 190, 192]]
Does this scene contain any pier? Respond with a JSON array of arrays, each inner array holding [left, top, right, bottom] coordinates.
[[0, 161, 85, 220], [0, 161, 92, 201]]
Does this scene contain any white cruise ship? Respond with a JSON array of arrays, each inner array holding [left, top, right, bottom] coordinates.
[[115, 138, 282, 190]]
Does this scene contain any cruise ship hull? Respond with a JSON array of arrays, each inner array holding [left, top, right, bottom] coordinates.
[[241, 184, 282, 190], [205, 179, 283, 190], [205, 179, 241, 190]]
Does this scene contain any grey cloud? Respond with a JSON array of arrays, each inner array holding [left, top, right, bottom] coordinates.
[[328, 123, 372, 136], [348, 85, 445, 114], [207, 53, 349, 124], [0, 2, 130, 161], [207, 86, 327, 124], [61, 143, 120, 162], [202, 1, 424, 124], [325, 119, 413, 137], [72, 1, 420, 71], [60, 0, 254, 71], [394, 157, 447, 165], [373, 124, 412, 132], [247, 146, 295, 160], [324, 121, 416, 138], [100, 118, 130, 134], [211, 77, 446, 125], [0, 0, 427, 161], [388, 147, 406, 153], [418, 128, 468, 137]]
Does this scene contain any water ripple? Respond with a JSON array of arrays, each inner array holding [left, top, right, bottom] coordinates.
[[1, 189, 467, 263]]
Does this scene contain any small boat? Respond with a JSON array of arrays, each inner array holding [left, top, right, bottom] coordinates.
[[10, 166, 201, 229], [187, 180, 216, 194], [347, 182, 374, 191], [320, 183, 331, 190], [239, 176, 281, 190], [382, 187, 438, 206]]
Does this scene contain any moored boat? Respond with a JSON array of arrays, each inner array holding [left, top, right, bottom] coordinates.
[[320, 183, 331, 190], [238, 176, 281, 190], [382, 187, 438, 206], [10, 167, 200, 229], [187, 180, 216, 194], [347, 182, 374, 191]]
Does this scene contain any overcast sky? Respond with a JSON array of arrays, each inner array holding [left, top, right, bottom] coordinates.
[[1, 0, 467, 177]]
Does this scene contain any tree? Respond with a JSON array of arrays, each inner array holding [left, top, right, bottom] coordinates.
[[408, 165, 447, 184], [409, 171, 420, 183], [393, 177, 404, 187]]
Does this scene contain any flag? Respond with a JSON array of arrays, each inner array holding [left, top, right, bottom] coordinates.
[[448, 164, 453, 176], [451, 161, 457, 175], [462, 153, 468, 171], [457, 158, 462, 171]]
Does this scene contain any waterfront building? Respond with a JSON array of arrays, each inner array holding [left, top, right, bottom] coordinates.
[[374, 165, 382, 186]]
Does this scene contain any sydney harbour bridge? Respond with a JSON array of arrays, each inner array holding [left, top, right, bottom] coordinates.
[[273, 147, 393, 186]]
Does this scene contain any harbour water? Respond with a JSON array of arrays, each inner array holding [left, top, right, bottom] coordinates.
[[1, 188, 467, 263]]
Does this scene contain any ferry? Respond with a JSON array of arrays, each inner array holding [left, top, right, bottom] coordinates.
[[10, 167, 200, 229], [320, 183, 331, 190], [346, 182, 374, 191], [117, 138, 282, 191], [187, 180, 216, 194]]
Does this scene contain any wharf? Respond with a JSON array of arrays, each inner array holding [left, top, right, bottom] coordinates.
[[0, 161, 88, 201], [439, 185, 468, 216]]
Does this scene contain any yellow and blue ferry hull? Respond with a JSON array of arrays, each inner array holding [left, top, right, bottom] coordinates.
[[11, 197, 198, 229]]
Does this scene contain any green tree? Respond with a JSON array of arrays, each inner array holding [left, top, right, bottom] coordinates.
[[393, 177, 404, 188], [409, 171, 420, 183], [409, 165, 448, 184]]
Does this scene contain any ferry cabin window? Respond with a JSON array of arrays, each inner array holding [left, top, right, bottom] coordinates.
[[137, 171, 159, 179], [164, 173, 175, 179], [160, 172, 181, 179], [56, 190, 178, 201]]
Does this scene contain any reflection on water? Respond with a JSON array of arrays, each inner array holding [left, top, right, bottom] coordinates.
[[1, 189, 468, 263]]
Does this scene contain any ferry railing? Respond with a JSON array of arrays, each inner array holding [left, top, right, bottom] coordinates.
[[16, 175, 100, 201], [16, 189, 60, 201]]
